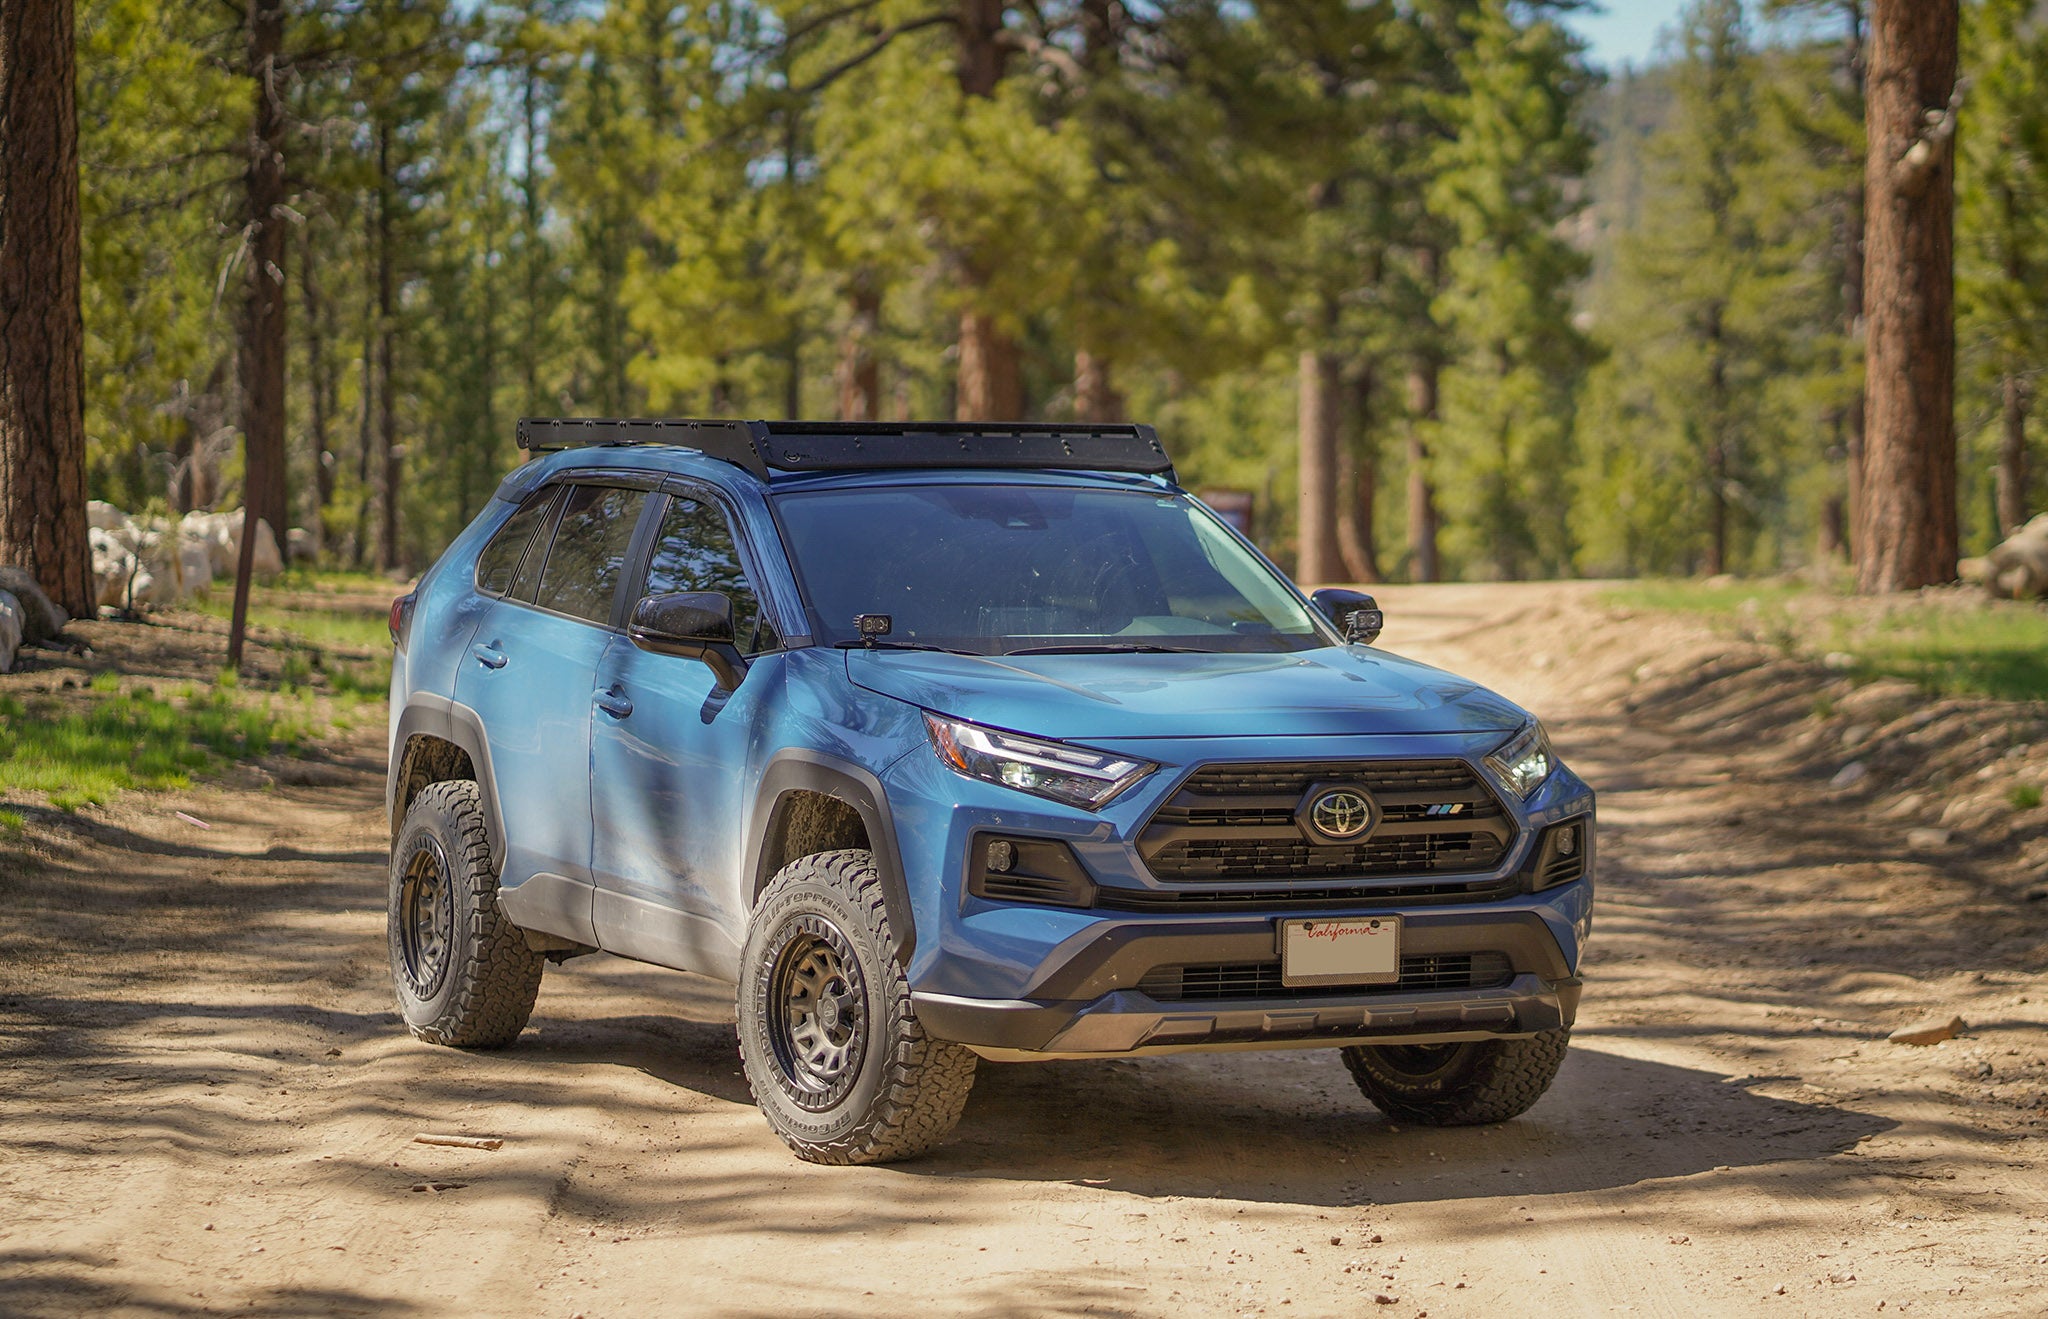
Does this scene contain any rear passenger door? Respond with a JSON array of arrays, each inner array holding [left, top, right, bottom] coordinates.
[[455, 480, 654, 944], [588, 485, 781, 981]]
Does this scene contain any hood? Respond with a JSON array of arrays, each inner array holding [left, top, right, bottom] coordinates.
[[845, 645, 1528, 741]]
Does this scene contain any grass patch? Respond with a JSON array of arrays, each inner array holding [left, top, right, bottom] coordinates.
[[0, 686, 313, 811], [2007, 783, 2043, 811], [192, 597, 391, 652], [0, 809, 24, 835], [1603, 579, 2048, 703]]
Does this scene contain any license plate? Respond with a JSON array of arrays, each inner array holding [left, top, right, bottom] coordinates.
[[1280, 916, 1401, 987]]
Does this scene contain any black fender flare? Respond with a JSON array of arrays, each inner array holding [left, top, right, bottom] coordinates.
[[388, 694, 508, 874], [744, 751, 916, 967]]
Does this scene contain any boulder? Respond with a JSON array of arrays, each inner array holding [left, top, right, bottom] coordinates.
[[182, 509, 282, 583], [1970, 513, 2048, 599], [0, 566, 70, 641], [0, 590, 23, 673], [91, 525, 147, 609], [87, 499, 130, 531], [285, 526, 316, 564]]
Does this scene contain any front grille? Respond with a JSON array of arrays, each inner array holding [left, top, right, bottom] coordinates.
[[1136, 952, 1515, 1002], [1092, 878, 1517, 912], [1138, 759, 1514, 883]]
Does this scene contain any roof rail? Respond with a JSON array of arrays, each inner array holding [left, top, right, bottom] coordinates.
[[514, 417, 1175, 481]]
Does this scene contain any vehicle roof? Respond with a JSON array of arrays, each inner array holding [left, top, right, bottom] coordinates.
[[494, 443, 1184, 504]]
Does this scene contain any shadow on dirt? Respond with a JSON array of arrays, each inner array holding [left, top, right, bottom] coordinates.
[[0, 1250, 423, 1318]]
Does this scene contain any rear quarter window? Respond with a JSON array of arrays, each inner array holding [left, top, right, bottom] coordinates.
[[475, 489, 557, 597]]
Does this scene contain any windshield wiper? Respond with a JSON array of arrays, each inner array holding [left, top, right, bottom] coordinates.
[[1003, 642, 1206, 656]]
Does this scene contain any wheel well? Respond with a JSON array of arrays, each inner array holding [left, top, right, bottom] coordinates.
[[757, 790, 870, 898], [394, 734, 476, 835]]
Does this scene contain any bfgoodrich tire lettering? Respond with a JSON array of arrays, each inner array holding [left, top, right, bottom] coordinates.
[[387, 780, 544, 1048], [1340, 1030, 1569, 1126], [739, 849, 977, 1165]]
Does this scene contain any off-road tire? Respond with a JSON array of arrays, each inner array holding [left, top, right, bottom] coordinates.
[[738, 849, 977, 1165], [387, 780, 544, 1048], [1340, 1030, 1569, 1126]]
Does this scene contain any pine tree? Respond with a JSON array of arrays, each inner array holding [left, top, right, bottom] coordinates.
[[1956, 0, 2048, 539], [1428, 0, 1593, 580]]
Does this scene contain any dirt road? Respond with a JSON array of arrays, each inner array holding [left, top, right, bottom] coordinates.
[[2, 583, 2044, 1317]]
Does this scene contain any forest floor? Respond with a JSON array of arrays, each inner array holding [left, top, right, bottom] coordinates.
[[1, 581, 2045, 1318]]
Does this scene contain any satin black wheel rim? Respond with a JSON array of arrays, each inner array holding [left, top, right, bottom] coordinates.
[[765, 914, 868, 1112], [398, 837, 455, 1000]]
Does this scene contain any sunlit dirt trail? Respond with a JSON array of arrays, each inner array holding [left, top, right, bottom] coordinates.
[[2, 582, 2043, 1317]]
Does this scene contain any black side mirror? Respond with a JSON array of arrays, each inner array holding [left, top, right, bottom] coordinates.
[[629, 591, 747, 689], [1310, 588, 1384, 645]]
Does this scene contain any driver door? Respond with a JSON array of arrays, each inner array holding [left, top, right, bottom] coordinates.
[[588, 486, 781, 981]]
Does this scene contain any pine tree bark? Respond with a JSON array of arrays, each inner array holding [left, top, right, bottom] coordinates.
[[1336, 363, 1380, 583], [238, 0, 289, 548], [299, 223, 333, 551], [376, 121, 400, 572], [1073, 350, 1125, 423], [951, 0, 1023, 421], [1296, 345, 1344, 585], [0, 0, 91, 618], [1406, 245, 1443, 584], [835, 279, 881, 420], [1825, 4, 1867, 561], [1998, 371, 2029, 535], [1856, 0, 1959, 592], [957, 308, 1022, 421]]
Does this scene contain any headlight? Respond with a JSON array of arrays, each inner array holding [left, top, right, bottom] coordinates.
[[924, 713, 1155, 810], [1485, 720, 1554, 799]]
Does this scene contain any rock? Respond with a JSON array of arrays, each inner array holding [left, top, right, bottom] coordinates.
[[1907, 827, 1952, 850], [1841, 723, 1874, 747], [0, 567, 68, 641], [1888, 1015, 1965, 1046], [285, 526, 316, 563], [90, 525, 144, 609], [0, 590, 23, 673], [183, 509, 283, 582], [1881, 793, 1926, 820], [1830, 761, 1869, 789], [86, 499, 129, 531], [2023, 885, 2048, 903], [1823, 651, 1857, 670], [1972, 513, 2048, 600]]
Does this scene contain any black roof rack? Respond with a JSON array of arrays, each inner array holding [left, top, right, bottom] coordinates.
[[514, 418, 1174, 482]]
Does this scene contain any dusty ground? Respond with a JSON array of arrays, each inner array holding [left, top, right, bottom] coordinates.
[[2, 582, 2044, 1318]]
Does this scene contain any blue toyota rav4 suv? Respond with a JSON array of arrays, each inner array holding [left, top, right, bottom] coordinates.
[[385, 418, 1594, 1165]]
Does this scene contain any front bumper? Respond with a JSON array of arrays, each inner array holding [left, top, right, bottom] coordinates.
[[910, 898, 1585, 1058]]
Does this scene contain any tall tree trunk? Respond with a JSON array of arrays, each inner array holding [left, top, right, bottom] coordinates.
[[299, 221, 333, 552], [1296, 343, 1344, 585], [1406, 246, 1443, 584], [229, 0, 290, 669], [957, 309, 1022, 421], [1857, 0, 1958, 592], [951, 0, 1023, 420], [1073, 350, 1125, 423], [238, 0, 289, 544], [1704, 302, 1730, 577], [1336, 363, 1381, 584], [835, 279, 881, 420], [521, 57, 543, 415], [1829, 4, 1867, 560], [376, 121, 400, 573], [0, 0, 91, 618], [1998, 371, 2029, 535], [352, 191, 374, 569]]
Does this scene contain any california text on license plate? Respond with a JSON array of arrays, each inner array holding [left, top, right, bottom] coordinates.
[[1279, 915, 1401, 987]]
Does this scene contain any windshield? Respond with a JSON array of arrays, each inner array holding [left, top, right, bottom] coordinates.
[[772, 483, 1329, 654]]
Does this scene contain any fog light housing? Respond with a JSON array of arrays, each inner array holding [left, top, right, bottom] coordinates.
[[969, 836, 1096, 908]]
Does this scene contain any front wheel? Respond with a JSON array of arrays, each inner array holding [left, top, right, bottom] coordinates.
[[1340, 1030, 1569, 1126], [738, 849, 977, 1165]]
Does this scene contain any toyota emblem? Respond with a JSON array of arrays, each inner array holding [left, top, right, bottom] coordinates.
[[1307, 788, 1375, 842]]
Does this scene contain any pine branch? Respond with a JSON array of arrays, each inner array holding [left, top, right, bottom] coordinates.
[[785, 12, 957, 97]]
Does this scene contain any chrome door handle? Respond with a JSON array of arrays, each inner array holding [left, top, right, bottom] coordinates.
[[471, 643, 508, 670], [595, 688, 633, 719]]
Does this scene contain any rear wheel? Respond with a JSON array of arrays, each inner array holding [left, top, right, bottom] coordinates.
[[387, 780, 544, 1048], [1340, 1030, 1569, 1126], [738, 849, 977, 1164]]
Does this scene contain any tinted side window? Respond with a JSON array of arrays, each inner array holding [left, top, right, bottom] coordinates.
[[533, 485, 649, 624], [475, 489, 555, 596], [643, 495, 778, 654]]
